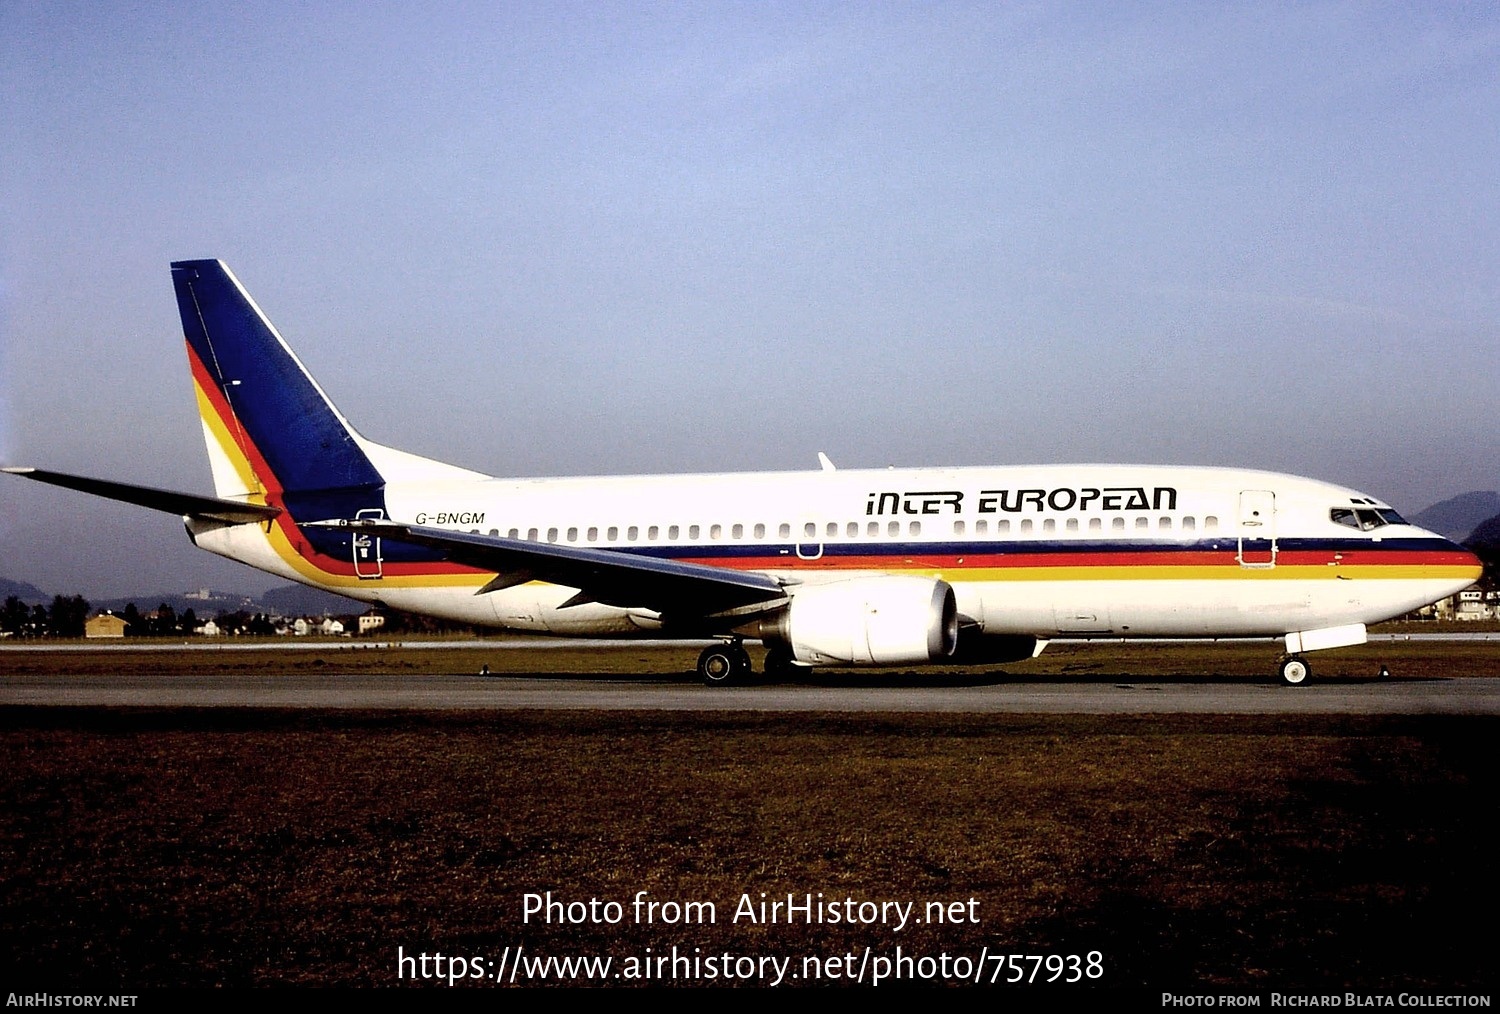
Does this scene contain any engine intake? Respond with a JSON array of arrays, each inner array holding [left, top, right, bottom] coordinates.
[[765, 576, 958, 666]]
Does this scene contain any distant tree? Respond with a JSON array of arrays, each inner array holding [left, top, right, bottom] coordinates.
[[29, 604, 48, 636], [214, 609, 248, 635], [150, 603, 177, 637], [380, 608, 481, 635], [47, 595, 90, 638], [181, 607, 198, 634], [1, 596, 29, 637], [121, 603, 143, 637]]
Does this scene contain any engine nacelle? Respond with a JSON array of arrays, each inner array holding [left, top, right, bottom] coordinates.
[[768, 576, 958, 666]]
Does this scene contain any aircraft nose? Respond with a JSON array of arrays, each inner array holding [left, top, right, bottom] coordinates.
[[1438, 536, 1485, 587]]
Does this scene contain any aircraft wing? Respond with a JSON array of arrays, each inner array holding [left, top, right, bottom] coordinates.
[[2, 467, 282, 524], [318, 519, 790, 617]]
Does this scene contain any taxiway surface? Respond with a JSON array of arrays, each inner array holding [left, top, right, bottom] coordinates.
[[3, 671, 1498, 713]]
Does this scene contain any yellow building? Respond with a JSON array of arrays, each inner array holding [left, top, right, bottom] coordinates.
[[85, 614, 127, 639]]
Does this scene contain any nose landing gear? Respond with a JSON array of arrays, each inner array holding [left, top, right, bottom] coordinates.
[[1278, 654, 1311, 686]]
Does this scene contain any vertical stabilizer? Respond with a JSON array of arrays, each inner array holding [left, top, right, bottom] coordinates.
[[172, 260, 384, 500]]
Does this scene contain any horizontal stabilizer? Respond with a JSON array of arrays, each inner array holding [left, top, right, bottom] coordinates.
[[3, 467, 282, 524]]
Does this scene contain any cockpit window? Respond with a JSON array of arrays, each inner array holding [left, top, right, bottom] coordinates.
[[1331, 507, 1407, 531]]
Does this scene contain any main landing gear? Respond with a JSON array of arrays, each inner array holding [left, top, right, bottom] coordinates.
[[697, 640, 753, 685], [1278, 654, 1312, 686]]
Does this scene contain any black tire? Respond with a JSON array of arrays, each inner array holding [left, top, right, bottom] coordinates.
[[698, 646, 739, 685], [1279, 655, 1312, 686], [763, 645, 796, 677], [728, 643, 753, 678]]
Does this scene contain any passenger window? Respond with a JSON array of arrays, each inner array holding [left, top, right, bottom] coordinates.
[[668, 525, 679, 540], [887, 521, 899, 536], [689, 525, 700, 539], [997, 520, 1010, 534], [1112, 518, 1125, 531], [867, 521, 880, 537], [648, 525, 659, 540], [1182, 517, 1195, 532], [508, 528, 520, 539], [975, 520, 988, 535], [846, 522, 858, 537], [587, 526, 598, 541], [804, 522, 816, 538], [547, 528, 559, 542], [489, 529, 499, 537], [954, 520, 966, 536], [1020, 519, 1033, 534], [1158, 517, 1172, 531], [732, 523, 743, 539], [627, 526, 638, 541], [1088, 518, 1101, 532], [710, 524, 722, 539], [607, 526, 618, 541], [1135, 517, 1149, 530], [528, 527, 539, 541], [779, 523, 791, 539], [827, 522, 838, 538], [1043, 519, 1056, 533], [1065, 518, 1078, 532], [567, 527, 578, 542], [910, 521, 921, 536], [1204, 516, 1218, 532], [754, 523, 766, 538]]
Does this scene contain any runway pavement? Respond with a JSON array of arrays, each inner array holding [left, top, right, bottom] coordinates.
[[2, 670, 1499, 713]]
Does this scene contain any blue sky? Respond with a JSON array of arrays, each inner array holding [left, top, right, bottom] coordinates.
[[2, 2, 1496, 598]]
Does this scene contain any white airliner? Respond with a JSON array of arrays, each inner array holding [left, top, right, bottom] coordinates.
[[4, 260, 1481, 684]]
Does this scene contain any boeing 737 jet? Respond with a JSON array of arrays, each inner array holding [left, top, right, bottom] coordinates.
[[4, 261, 1482, 684]]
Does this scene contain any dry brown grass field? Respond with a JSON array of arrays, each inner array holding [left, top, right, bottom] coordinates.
[[1, 639, 1497, 991]]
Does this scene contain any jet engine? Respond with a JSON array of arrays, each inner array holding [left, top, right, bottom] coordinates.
[[761, 576, 958, 666]]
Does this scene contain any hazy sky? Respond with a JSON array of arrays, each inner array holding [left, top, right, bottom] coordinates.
[[2, 2, 1496, 598]]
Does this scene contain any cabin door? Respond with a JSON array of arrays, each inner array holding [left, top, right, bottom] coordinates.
[[1236, 490, 1277, 568], [353, 507, 384, 579]]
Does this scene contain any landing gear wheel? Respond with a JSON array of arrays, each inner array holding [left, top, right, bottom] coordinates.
[[1279, 655, 1312, 686], [698, 643, 752, 686], [764, 645, 796, 678]]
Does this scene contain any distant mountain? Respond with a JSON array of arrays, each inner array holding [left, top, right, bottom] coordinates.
[[89, 585, 365, 618], [260, 583, 367, 617], [1410, 491, 1500, 543], [90, 589, 260, 617], [1467, 514, 1500, 551], [0, 577, 49, 605], [2, 579, 367, 618]]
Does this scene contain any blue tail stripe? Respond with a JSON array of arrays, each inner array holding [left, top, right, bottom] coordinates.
[[171, 260, 383, 494]]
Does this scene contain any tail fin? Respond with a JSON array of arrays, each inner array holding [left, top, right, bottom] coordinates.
[[172, 260, 383, 500]]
